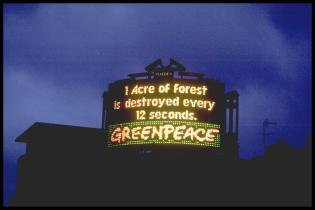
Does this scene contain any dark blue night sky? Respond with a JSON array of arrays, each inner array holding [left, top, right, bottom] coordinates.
[[3, 3, 312, 206]]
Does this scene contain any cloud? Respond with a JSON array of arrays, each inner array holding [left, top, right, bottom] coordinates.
[[4, 4, 311, 160], [4, 64, 102, 157]]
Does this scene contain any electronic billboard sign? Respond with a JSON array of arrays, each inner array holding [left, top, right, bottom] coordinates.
[[104, 59, 226, 149]]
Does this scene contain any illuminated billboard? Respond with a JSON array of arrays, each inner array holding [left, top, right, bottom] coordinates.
[[104, 59, 226, 149]]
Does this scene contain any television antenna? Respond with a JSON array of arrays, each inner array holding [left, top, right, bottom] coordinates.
[[262, 118, 277, 154]]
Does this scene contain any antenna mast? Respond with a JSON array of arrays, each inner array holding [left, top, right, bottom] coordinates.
[[262, 119, 277, 154]]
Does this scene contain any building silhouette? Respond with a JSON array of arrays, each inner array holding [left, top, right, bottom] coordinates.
[[9, 59, 311, 206]]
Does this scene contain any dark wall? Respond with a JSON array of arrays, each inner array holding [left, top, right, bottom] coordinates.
[[11, 124, 312, 206]]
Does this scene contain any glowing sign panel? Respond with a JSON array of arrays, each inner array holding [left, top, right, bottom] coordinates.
[[109, 121, 220, 147], [105, 80, 225, 148]]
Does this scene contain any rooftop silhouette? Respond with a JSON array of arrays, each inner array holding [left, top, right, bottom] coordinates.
[[9, 59, 311, 206], [10, 122, 311, 206]]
